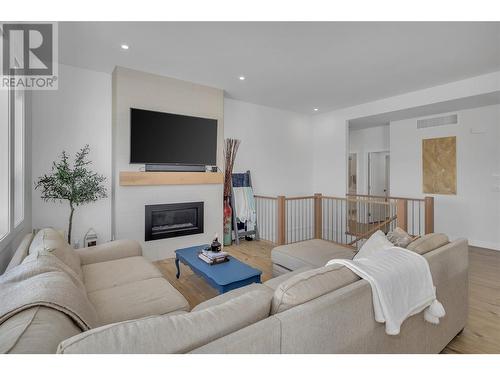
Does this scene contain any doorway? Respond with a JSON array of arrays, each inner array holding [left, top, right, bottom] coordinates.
[[367, 151, 390, 222], [348, 153, 357, 194], [347, 153, 358, 225]]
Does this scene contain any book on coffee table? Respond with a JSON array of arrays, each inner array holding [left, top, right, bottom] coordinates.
[[201, 249, 228, 259], [198, 252, 229, 265]]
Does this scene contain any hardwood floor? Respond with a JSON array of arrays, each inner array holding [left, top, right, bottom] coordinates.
[[154, 240, 274, 309], [441, 246, 500, 354], [154, 242, 500, 354]]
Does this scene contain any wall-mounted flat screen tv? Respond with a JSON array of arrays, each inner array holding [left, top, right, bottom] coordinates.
[[130, 108, 218, 166]]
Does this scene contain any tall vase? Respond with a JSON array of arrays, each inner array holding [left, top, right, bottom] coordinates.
[[223, 197, 232, 246]]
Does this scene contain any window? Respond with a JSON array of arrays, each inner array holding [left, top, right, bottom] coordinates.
[[0, 89, 9, 240], [0, 86, 26, 243], [14, 89, 24, 226]]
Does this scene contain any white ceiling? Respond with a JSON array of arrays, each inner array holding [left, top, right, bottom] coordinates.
[[349, 91, 500, 130], [59, 22, 500, 114]]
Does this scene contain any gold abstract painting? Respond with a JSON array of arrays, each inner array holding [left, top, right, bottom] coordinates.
[[422, 136, 456, 195]]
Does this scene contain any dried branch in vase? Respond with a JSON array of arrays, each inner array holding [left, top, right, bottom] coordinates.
[[223, 138, 241, 198]]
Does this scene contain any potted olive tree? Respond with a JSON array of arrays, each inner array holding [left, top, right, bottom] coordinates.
[[35, 145, 107, 245]]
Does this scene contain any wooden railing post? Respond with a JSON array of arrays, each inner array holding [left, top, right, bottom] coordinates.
[[424, 196, 434, 234], [314, 193, 323, 239], [277, 196, 286, 245], [396, 199, 408, 232]]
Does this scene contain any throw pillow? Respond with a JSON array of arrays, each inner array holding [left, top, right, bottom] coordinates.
[[28, 228, 83, 280], [386, 227, 414, 248], [354, 230, 394, 259], [406, 233, 450, 255]]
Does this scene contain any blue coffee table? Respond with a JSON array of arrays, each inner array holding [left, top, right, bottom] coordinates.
[[175, 245, 262, 294]]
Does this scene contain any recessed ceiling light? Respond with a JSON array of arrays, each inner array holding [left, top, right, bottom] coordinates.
[[314, 108, 319, 112], [239, 76, 245, 80], [121, 44, 129, 50]]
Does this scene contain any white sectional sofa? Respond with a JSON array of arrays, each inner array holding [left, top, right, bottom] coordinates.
[[0, 229, 468, 354]]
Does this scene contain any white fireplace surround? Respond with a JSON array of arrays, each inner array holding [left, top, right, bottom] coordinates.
[[111, 67, 224, 261]]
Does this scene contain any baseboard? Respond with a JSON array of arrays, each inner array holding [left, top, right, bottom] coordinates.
[[468, 239, 500, 251], [143, 246, 176, 261]]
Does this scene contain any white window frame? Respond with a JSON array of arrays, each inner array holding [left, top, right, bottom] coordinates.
[[0, 86, 27, 251], [13, 87, 25, 227], [0, 89, 11, 242]]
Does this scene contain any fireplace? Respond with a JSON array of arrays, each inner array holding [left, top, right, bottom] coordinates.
[[145, 202, 204, 241]]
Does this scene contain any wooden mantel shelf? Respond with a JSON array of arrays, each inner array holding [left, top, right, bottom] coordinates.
[[119, 171, 224, 186]]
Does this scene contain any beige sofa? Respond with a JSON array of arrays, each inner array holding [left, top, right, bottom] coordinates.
[[1, 229, 468, 354], [55, 235, 467, 354], [271, 238, 355, 276], [0, 228, 189, 353]]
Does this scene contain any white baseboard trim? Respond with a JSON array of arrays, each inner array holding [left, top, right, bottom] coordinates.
[[143, 246, 176, 261], [468, 239, 500, 251]]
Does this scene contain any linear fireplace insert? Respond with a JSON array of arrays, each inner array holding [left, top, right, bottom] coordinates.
[[145, 202, 204, 241]]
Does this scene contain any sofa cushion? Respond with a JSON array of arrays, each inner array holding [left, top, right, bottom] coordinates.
[[354, 230, 394, 259], [58, 289, 272, 354], [407, 233, 449, 255], [386, 227, 414, 248], [272, 239, 354, 270], [272, 263, 294, 277], [192, 283, 273, 312], [5, 233, 34, 272], [29, 228, 64, 253], [264, 266, 314, 290], [0, 306, 82, 354], [76, 239, 142, 265], [271, 264, 360, 314], [88, 278, 189, 326], [28, 228, 82, 280], [82, 256, 162, 293]]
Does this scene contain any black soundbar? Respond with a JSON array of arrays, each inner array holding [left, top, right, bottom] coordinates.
[[145, 164, 206, 172]]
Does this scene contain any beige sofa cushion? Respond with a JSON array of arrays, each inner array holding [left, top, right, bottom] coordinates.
[[265, 266, 314, 290], [82, 256, 162, 293], [192, 283, 273, 312], [28, 228, 82, 280], [58, 289, 273, 354], [76, 239, 142, 265], [0, 306, 82, 354], [5, 233, 34, 272], [271, 264, 360, 314], [272, 239, 354, 270], [89, 278, 189, 326], [29, 228, 64, 252], [354, 230, 394, 259], [407, 233, 449, 255]]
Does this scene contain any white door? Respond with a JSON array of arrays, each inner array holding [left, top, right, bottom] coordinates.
[[368, 151, 390, 222], [348, 153, 357, 194]]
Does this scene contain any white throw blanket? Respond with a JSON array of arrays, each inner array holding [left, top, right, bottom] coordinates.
[[326, 247, 445, 335], [233, 186, 256, 231], [0, 251, 98, 332]]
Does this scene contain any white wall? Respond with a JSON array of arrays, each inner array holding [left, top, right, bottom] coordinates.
[[349, 125, 390, 195], [390, 105, 500, 249], [312, 71, 500, 196], [31, 64, 112, 247], [224, 98, 313, 196]]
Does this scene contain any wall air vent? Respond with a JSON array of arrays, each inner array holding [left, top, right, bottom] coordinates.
[[417, 114, 458, 129]]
